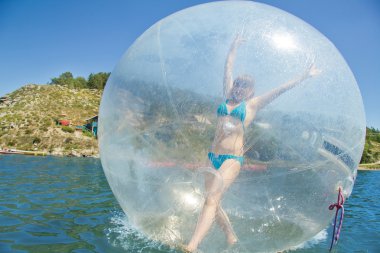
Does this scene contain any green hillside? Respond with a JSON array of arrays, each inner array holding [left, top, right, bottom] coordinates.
[[360, 127, 380, 168], [1, 82, 379, 166], [0, 84, 101, 157]]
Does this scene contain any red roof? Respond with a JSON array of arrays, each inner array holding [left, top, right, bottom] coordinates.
[[59, 120, 70, 126]]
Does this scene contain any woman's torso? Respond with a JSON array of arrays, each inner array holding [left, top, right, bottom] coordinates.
[[211, 100, 256, 156]]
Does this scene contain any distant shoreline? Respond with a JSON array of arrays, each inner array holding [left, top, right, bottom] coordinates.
[[358, 167, 380, 171], [0, 149, 99, 158], [1, 151, 379, 171]]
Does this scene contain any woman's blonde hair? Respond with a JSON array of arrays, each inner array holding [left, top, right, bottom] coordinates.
[[233, 75, 255, 90]]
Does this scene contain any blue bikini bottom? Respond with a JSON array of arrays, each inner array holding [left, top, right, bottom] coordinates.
[[208, 152, 244, 170]]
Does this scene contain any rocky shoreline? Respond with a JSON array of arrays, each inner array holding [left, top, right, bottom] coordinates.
[[0, 147, 99, 158], [50, 148, 99, 158], [0, 84, 101, 156], [358, 167, 380, 171]]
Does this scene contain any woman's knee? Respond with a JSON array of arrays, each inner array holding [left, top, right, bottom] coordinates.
[[205, 195, 220, 206]]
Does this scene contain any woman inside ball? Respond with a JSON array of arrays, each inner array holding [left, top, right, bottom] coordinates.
[[185, 34, 320, 252]]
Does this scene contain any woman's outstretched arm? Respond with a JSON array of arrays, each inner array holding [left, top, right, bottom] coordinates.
[[251, 64, 320, 110], [224, 35, 245, 97]]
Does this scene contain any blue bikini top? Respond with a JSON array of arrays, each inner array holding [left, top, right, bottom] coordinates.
[[217, 99, 246, 122]]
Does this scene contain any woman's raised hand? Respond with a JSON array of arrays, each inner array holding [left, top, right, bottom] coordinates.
[[308, 63, 321, 77], [232, 33, 246, 48]]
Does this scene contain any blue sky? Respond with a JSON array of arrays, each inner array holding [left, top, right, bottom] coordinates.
[[0, 0, 379, 128]]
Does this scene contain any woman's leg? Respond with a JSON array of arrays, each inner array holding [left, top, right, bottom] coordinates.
[[186, 159, 241, 252], [216, 205, 238, 244], [216, 160, 240, 244]]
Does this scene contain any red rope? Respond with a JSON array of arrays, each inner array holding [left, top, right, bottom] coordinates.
[[328, 187, 345, 252]]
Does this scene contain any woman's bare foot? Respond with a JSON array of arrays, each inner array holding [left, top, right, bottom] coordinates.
[[184, 243, 197, 252], [227, 233, 238, 245]]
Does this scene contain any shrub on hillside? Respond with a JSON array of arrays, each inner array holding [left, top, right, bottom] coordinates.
[[82, 129, 93, 138], [64, 137, 73, 143], [61, 126, 74, 133], [32, 137, 41, 144], [7, 140, 15, 146]]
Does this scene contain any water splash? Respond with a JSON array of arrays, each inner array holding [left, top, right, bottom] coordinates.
[[106, 211, 180, 253], [289, 229, 328, 251]]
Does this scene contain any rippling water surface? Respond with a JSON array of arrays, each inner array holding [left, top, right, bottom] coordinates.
[[0, 155, 379, 252]]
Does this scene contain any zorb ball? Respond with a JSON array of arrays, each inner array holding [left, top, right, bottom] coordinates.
[[99, 1, 365, 253]]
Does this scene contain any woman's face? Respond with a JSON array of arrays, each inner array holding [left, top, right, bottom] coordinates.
[[231, 85, 254, 102]]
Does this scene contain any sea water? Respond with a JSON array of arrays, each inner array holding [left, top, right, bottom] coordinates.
[[0, 155, 378, 253]]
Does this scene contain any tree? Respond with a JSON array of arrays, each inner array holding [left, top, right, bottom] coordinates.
[[50, 71, 111, 89], [87, 72, 110, 89], [360, 142, 371, 164], [74, 77, 87, 89], [50, 72, 88, 89], [51, 72, 74, 86]]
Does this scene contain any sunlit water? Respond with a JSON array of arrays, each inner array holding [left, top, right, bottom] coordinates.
[[0, 155, 378, 253]]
